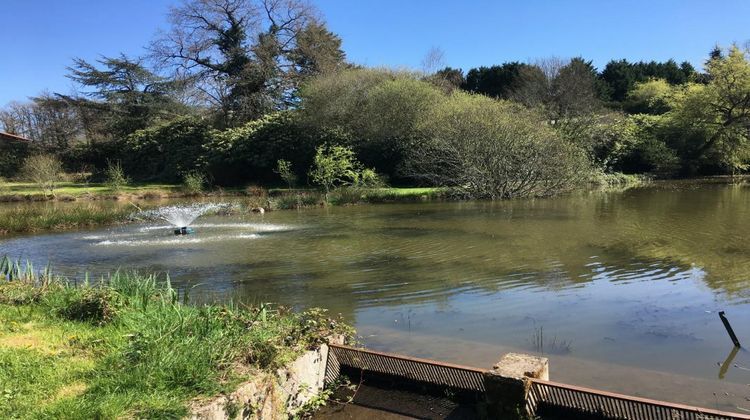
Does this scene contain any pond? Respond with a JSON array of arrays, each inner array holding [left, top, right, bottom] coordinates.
[[3, 180, 750, 411]]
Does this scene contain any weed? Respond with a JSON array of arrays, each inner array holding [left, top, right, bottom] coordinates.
[[529, 326, 572, 355]]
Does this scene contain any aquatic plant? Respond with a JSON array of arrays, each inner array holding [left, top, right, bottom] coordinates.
[[529, 326, 573, 355]]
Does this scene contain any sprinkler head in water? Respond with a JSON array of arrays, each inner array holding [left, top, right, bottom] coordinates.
[[174, 227, 194, 235]]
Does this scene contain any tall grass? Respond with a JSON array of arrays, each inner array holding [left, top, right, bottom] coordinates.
[[0, 205, 135, 235], [0, 260, 352, 418]]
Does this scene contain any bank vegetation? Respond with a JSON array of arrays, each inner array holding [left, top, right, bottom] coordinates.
[[0, 258, 352, 418]]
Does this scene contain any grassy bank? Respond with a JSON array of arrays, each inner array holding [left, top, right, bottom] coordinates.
[[0, 259, 351, 418], [0, 181, 184, 201], [0, 186, 445, 235], [0, 204, 138, 235], [268, 187, 445, 209]]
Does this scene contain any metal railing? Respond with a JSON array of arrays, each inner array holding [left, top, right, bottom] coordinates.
[[325, 344, 750, 420], [527, 378, 750, 420], [326, 344, 486, 392]]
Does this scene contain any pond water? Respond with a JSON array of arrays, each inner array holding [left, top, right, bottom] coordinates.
[[4, 180, 750, 411]]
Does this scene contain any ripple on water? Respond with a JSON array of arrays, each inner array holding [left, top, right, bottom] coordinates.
[[94, 234, 260, 247]]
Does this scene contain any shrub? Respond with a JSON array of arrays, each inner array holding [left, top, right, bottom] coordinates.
[[209, 112, 346, 186], [181, 172, 205, 195], [309, 145, 381, 202], [300, 69, 442, 182], [0, 282, 42, 305], [20, 154, 65, 196], [405, 93, 591, 199], [275, 159, 297, 189], [104, 160, 129, 191], [123, 116, 214, 182]]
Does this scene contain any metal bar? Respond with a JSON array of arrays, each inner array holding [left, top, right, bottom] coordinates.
[[528, 378, 750, 419], [328, 344, 486, 373], [720, 311, 742, 348], [328, 344, 750, 420]]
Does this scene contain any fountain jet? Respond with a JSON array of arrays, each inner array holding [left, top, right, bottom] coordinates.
[[139, 203, 225, 235]]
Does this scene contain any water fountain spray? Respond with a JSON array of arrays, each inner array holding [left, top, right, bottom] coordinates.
[[139, 203, 225, 235]]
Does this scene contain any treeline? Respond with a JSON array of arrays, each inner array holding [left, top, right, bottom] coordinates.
[[2, 0, 750, 199]]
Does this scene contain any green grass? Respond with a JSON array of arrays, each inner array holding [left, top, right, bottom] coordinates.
[[0, 204, 137, 235], [0, 181, 181, 199], [0, 260, 351, 419], [268, 187, 445, 208]]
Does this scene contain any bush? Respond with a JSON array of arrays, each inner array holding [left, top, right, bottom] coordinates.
[[0, 282, 42, 305], [20, 154, 65, 196], [104, 160, 129, 191], [300, 69, 442, 182], [406, 93, 591, 199], [0, 140, 33, 178], [181, 172, 205, 195], [209, 112, 346, 186], [122, 116, 214, 182]]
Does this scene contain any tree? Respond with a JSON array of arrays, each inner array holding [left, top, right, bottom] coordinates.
[[462, 62, 532, 99], [20, 154, 65, 196], [0, 94, 82, 150], [420, 46, 446, 75], [299, 69, 443, 180], [430, 67, 465, 92], [151, 0, 344, 125], [288, 21, 345, 81], [550, 58, 603, 119], [65, 54, 186, 139], [624, 79, 676, 114], [308, 144, 361, 201], [275, 159, 297, 188], [600, 58, 698, 103], [671, 46, 750, 173]]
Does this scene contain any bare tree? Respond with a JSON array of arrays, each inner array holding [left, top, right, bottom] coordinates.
[[150, 0, 341, 125], [421, 46, 446, 75], [0, 94, 83, 149]]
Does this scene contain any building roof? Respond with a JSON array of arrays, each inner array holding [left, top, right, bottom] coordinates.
[[0, 131, 32, 142]]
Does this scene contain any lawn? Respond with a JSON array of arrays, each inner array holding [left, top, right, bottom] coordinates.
[[0, 181, 182, 198]]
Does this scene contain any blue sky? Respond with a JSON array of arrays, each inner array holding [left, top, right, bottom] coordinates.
[[1, 0, 749, 105]]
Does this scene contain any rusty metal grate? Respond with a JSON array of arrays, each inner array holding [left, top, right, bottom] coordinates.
[[325, 344, 486, 392], [325, 344, 750, 420], [527, 378, 750, 420]]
